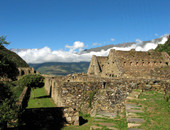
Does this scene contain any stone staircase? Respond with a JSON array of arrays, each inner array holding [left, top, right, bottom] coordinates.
[[125, 90, 145, 130], [90, 89, 145, 130], [90, 117, 118, 130]]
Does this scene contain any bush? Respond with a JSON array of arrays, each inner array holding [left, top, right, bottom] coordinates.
[[18, 74, 44, 98], [0, 82, 20, 128], [18, 74, 44, 88]]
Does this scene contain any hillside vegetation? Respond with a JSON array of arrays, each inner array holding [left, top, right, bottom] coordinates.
[[0, 37, 28, 79], [155, 35, 170, 55], [29, 62, 89, 75], [0, 45, 28, 68]]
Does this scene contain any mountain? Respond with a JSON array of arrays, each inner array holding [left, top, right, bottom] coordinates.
[[83, 36, 168, 53], [0, 45, 29, 80], [10, 35, 169, 76], [29, 62, 90, 75], [0, 46, 28, 67]]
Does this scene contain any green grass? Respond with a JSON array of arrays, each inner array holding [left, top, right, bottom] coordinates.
[[129, 90, 170, 130], [27, 87, 56, 108]]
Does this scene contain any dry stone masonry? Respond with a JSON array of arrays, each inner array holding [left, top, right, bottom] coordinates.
[[42, 49, 170, 126], [87, 49, 170, 78], [44, 73, 170, 126]]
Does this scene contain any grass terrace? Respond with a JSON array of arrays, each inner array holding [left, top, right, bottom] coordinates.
[[27, 86, 55, 108]]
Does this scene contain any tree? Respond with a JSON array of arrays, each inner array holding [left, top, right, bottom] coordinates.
[[0, 82, 19, 129], [18, 74, 44, 98], [0, 35, 10, 47]]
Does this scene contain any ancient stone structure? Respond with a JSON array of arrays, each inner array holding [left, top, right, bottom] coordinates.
[[44, 74, 169, 125], [87, 49, 170, 78], [18, 67, 37, 76], [43, 48, 170, 126], [0, 67, 37, 81]]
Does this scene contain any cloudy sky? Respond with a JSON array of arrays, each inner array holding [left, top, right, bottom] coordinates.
[[0, 0, 170, 63]]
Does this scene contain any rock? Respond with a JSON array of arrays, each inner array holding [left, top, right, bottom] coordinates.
[[128, 123, 141, 128], [127, 118, 145, 123], [95, 122, 115, 127], [126, 109, 144, 113], [90, 125, 103, 130], [125, 104, 141, 110]]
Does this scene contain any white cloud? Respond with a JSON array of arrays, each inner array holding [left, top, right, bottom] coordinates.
[[111, 35, 168, 51], [65, 41, 85, 52], [14, 35, 168, 64], [136, 39, 143, 44], [111, 38, 115, 42]]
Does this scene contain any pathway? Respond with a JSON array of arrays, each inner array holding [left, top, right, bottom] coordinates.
[[125, 90, 145, 130], [90, 89, 146, 130], [90, 117, 118, 130]]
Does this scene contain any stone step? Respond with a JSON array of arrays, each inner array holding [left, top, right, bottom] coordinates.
[[126, 113, 141, 118], [96, 111, 117, 118], [126, 109, 144, 113], [127, 118, 145, 123], [128, 123, 142, 128], [107, 127, 118, 130], [128, 128, 143, 130], [126, 97, 141, 100], [90, 125, 102, 130], [94, 122, 115, 127], [125, 104, 142, 110]]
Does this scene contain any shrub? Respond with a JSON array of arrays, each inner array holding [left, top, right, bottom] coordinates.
[[18, 74, 44, 88], [0, 82, 20, 128], [18, 74, 44, 98]]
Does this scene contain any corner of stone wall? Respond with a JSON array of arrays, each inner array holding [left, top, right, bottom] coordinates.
[[63, 107, 79, 126]]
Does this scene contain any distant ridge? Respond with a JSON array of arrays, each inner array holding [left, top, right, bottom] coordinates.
[[29, 62, 89, 75], [83, 36, 167, 53]]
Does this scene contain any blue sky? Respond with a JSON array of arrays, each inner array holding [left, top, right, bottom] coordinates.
[[0, 0, 170, 51]]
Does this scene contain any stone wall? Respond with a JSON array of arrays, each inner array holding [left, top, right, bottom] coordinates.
[[87, 49, 170, 78], [44, 74, 169, 120], [18, 67, 37, 77], [16, 87, 30, 109]]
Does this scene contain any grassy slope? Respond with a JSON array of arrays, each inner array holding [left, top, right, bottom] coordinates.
[[27, 87, 55, 108], [129, 90, 170, 130], [29, 62, 90, 75]]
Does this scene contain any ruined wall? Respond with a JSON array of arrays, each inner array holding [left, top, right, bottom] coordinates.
[[18, 67, 37, 76], [44, 73, 170, 126], [16, 87, 30, 109], [87, 49, 170, 78], [45, 75, 169, 118], [87, 55, 101, 76], [114, 50, 170, 78]]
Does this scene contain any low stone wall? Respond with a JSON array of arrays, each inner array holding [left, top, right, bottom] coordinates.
[[63, 107, 79, 126], [44, 75, 169, 118], [16, 87, 30, 109]]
